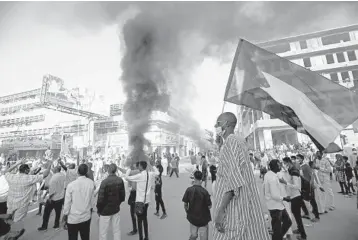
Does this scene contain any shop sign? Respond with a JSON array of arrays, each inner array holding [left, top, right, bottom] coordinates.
[[3, 139, 52, 151]]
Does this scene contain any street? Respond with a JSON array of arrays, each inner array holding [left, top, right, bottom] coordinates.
[[18, 166, 358, 240]]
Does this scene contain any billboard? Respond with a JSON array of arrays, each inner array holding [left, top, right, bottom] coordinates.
[[40, 75, 108, 116], [1, 134, 73, 151]]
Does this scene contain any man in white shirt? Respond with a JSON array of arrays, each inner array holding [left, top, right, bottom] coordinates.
[[264, 159, 292, 240], [280, 157, 307, 240], [124, 161, 159, 240], [119, 163, 140, 236], [63, 164, 95, 240], [276, 164, 294, 240]]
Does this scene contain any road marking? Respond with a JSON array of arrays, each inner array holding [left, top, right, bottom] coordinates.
[[28, 207, 39, 213]]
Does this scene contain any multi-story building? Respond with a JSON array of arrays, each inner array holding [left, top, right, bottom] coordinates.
[[93, 106, 204, 157], [0, 89, 204, 158], [238, 24, 358, 150], [0, 89, 89, 158]]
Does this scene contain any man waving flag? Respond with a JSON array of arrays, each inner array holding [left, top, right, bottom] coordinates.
[[224, 39, 358, 153]]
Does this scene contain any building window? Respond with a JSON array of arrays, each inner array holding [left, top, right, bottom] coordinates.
[[326, 54, 334, 64], [322, 32, 350, 46], [330, 73, 339, 83], [336, 52, 345, 63], [341, 72, 350, 82], [347, 51, 357, 61], [352, 70, 358, 80], [303, 58, 312, 67], [299, 40, 308, 50]]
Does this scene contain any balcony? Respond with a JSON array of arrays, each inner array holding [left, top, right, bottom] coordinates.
[[0, 115, 45, 128], [0, 103, 40, 116], [280, 40, 358, 60], [309, 60, 358, 74], [257, 24, 358, 48], [0, 89, 41, 104]]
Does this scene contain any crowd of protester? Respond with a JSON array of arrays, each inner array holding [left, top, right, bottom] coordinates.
[[1, 112, 358, 240], [0, 144, 216, 240], [261, 146, 358, 240]]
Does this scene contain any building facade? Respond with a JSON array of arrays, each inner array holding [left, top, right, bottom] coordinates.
[[93, 107, 204, 157], [0, 89, 204, 159], [0, 89, 85, 158], [238, 24, 358, 151]]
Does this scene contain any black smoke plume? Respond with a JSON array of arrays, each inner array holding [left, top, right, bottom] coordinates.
[[121, 13, 171, 163]]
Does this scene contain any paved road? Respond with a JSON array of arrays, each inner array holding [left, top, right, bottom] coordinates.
[[18, 168, 358, 240]]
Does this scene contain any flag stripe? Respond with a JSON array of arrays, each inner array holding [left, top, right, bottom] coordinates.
[[260, 71, 342, 147]]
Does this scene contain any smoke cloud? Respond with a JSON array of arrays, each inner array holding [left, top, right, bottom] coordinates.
[[119, 8, 203, 161], [115, 2, 358, 159], [120, 14, 171, 161], [1, 2, 358, 158]]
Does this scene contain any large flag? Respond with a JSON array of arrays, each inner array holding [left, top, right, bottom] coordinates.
[[224, 39, 358, 153]]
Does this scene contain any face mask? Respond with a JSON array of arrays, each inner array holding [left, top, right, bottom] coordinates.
[[215, 126, 223, 136], [215, 121, 227, 137]]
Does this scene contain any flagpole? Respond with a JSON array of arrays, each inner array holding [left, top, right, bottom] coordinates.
[[221, 102, 226, 113]]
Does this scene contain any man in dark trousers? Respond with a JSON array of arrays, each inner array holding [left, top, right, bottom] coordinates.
[[120, 162, 140, 236], [154, 174, 167, 219], [38, 166, 66, 231], [264, 159, 292, 240], [297, 154, 320, 222], [280, 157, 307, 240]]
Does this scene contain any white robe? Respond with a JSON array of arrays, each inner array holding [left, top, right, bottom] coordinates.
[[161, 157, 168, 176]]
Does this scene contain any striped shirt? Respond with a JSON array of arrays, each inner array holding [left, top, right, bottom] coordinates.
[[213, 134, 270, 240]]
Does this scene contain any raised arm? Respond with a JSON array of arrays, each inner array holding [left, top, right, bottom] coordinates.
[[125, 171, 143, 182], [4, 160, 23, 174], [58, 159, 68, 171], [42, 160, 53, 178]]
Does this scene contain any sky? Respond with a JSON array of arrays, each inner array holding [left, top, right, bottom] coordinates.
[[0, 2, 358, 131]]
